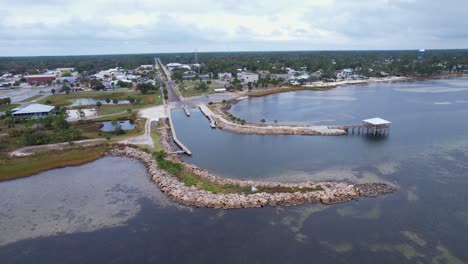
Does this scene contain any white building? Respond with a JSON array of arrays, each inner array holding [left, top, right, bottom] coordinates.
[[336, 69, 353, 79], [237, 72, 259, 84], [218, 72, 232, 80], [12, 104, 56, 119]]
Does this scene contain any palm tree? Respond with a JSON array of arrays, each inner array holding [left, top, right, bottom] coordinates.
[[260, 118, 266, 124], [274, 120, 278, 125]]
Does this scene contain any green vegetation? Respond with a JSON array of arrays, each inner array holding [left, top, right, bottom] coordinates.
[[178, 80, 221, 97], [248, 85, 335, 97], [226, 113, 246, 125], [153, 150, 322, 194], [13, 112, 82, 146], [136, 82, 157, 94], [0, 145, 109, 181], [0, 103, 19, 112], [39, 91, 158, 106]]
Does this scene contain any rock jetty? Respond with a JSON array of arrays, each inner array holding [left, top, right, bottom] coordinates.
[[210, 104, 347, 136], [106, 118, 395, 209]]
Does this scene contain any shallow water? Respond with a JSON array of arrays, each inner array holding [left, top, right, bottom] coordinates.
[[100, 120, 135, 132], [70, 98, 130, 106], [1, 77, 468, 263]]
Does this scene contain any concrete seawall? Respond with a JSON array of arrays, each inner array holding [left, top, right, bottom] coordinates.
[[168, 113, 192, 155]]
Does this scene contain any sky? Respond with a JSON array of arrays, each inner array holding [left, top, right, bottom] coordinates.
[[0, 0, 467, 56]]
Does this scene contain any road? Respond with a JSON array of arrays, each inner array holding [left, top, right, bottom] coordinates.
[[155, 58, 182, 104]]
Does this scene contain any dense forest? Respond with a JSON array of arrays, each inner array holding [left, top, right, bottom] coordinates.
[[1, 50, 468, 76]]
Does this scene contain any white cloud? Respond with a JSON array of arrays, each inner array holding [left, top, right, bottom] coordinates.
[[0, 0, 466, 55]]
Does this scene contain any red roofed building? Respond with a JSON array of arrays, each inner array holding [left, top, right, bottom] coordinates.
[[25, 74, 56, 85]]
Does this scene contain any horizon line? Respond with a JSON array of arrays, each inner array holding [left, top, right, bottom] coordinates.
[[1, 48, 468, 58]]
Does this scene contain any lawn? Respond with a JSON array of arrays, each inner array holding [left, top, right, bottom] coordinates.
[[0, 104, 20, 112], [178, 80, 224, 97]]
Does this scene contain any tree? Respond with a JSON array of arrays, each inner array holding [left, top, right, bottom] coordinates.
[[112, 98, 119, 104], [76, 108, 85, 120], [0, 97, 11, 105], [248, 82, 253, 91], [274, 120, 278, 125], [260, 118, 266, 124], [111, 119, 124, 135], [90, 79, 105, 90], [105, 98, 111, 104], [5, 117, 15, 128], [126, 96, 136, 104], [171, 71, 183, 83], [137, 83, 156, 94], [51, 88, 56, 95], [96, 101, 102, 109], [195, 82, 208, 90]]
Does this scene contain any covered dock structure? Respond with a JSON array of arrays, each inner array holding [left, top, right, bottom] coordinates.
[[334, 117, 391, 135], [361, 118, 391, 135]]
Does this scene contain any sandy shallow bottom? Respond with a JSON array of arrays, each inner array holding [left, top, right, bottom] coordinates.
[[0, 156, 187, 247]]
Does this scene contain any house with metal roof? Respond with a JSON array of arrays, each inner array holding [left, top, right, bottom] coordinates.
[[12, 104, 56, 119]]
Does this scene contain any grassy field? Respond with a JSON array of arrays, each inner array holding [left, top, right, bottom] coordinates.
[[40, 90, 161, 106], [74, 114, 144, 139], [20, 94, 44, 102], [0, 104, 20, 111], [179, 80, 224, 97], [0, 145, 109, 181]]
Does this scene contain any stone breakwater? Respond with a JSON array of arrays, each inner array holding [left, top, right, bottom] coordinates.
[[109, 147, 361, 208], [106, 119, 395, 209], [210, 104, 347, 136]]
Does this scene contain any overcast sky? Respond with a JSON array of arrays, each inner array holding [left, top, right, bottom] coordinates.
[[0, 0, 467, 56]]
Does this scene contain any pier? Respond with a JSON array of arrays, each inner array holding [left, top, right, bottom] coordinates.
[[331, 118, 391, 136], [168, 115, 192, 156], [183, 105, 191, 116], [198, 104, 216, 128]]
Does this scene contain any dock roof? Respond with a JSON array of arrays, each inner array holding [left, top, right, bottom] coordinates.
[[362, 117, 391, 125]]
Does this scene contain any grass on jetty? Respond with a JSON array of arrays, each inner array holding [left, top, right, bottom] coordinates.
[[153, 150, 323, 194], [0, 145, 109, 181], [248, 85, 335, 97]]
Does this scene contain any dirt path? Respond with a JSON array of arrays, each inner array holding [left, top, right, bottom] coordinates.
[[10, 139, 106, 157], [119, 105, 167, 146]]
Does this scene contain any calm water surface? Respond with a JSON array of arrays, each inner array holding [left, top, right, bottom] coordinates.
[[100, 120, 135, 132], [71, 98, 130, 106], [1, 77, 468, 263]]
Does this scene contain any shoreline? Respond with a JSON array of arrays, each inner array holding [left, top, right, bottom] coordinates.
[[107, 119, 395, 208], [209, 103, 347, 136]]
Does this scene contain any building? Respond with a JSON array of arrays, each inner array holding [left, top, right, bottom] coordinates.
[[417, 49, 426, 61], [335, 69, 353, 79], [218, 72, 232, 80], [25, 74, 56, 85], [237, 72, 259, 84], [256, 70, 270, 78], [12, 104, 56, 119]]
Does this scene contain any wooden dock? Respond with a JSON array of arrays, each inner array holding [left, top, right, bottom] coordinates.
[[183, 105, 191, 116], [168, 115, 192, 156], [198, 104, 216, 128]]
